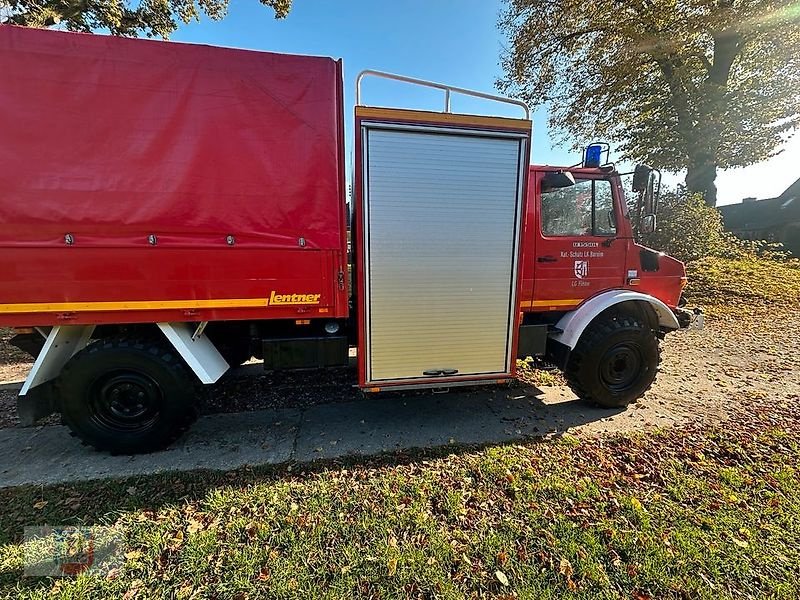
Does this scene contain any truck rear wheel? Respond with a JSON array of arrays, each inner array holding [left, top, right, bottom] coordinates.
[[564, 314, 659, 408], [58, 337, 197, 454]]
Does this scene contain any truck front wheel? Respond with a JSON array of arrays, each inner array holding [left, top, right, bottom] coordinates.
[[58, 337, 198, 454], [564, 314, 660, 408]]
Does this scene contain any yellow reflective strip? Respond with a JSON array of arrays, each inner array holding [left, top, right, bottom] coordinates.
[[520, 299, 583, 308], [355, 106, 531, 130], [0, 298, 269, 314]]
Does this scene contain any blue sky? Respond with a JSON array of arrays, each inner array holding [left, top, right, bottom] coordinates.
[[171, 0, 799, 205]]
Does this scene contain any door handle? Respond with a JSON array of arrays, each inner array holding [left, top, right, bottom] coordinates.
[[423, 369, 459, 377], [537, 255, 558, 263]]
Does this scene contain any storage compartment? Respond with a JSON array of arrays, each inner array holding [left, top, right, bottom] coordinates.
[[262, 336, 349, 370], [357, 110, 530, 386]]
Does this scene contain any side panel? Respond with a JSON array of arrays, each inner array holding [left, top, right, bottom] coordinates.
[[360, 122, 528, 385], [0, 248, 340, 326], [0, 27, 348, 326]]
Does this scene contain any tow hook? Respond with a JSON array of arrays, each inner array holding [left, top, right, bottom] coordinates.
[[674, 306, 704, 330]]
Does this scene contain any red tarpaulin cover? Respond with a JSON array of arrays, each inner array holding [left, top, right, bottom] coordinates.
[[0, 26, 345, 250]]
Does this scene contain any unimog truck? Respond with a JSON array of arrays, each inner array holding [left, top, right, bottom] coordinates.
[[0, 26, 699, 453]]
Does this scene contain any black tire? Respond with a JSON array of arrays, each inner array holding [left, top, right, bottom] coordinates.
[[564, 314, 660, 408], [57, 337, 198, 454]]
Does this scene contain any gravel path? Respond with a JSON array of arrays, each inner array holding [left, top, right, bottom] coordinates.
[[0, 328, 30, 384], [1, 306, 798, 436]]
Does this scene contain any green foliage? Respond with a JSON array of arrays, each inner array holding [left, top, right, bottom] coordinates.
[[643, 187, 799, 263], [637, 187, 799, 306], [643, 189, 734, 263], [685, 255, 800, 306], [498, 0, 800, 204], [2, 0, 292, 38]]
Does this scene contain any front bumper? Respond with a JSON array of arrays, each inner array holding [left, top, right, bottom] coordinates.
[[674, 306, 704, 330]]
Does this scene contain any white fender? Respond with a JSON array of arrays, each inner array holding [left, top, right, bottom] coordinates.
[[157, 322, 229, 384], [550, 290, 680, 350], [20, 325, 95, 395]]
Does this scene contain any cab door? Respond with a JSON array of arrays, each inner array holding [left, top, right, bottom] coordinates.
[[531, 171, 627, 310]]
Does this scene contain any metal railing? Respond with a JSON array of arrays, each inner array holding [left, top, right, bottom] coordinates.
[[355, 70, 530, 120]]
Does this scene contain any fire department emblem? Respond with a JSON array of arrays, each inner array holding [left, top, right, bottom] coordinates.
[[574, 260, 589, 279]]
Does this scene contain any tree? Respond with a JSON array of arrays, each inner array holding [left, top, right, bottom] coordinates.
[[1, 0, 292, 38], [498, 0, 800, 206]]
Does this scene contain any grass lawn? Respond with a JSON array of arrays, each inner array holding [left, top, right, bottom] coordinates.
[[1, 258, 798, 598], [1, 396, 798, 599]]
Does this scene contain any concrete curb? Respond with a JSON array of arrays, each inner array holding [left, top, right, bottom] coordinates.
[[0, 385, 622, 488]]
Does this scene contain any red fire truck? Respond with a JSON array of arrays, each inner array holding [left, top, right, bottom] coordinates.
[[0, 27, 698, 453]]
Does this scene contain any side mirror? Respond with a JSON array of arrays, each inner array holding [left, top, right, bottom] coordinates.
[[641, 214, 656, 234], [541, 170, 576, 192], [632, 164, 653, 192]]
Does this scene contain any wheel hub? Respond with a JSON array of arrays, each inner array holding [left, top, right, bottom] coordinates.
[[90, 371, 162, 432], [599, 343, 643, 392]]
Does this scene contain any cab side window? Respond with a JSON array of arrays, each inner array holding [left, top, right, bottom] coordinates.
[[541, 178, 616, 237]]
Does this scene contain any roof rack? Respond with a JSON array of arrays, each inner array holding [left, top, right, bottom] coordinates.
[[355, 70, 530, 120]]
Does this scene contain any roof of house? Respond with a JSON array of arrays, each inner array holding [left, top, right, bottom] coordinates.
[[719, 177, 800, 231]]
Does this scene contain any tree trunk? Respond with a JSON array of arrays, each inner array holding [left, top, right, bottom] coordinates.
[[685, 159, 718, 207]]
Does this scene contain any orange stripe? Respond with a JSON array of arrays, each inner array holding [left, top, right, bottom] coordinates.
[[0, 298, 269, 314], [356, 106, 531, 130], [520, 299, 582, 309]]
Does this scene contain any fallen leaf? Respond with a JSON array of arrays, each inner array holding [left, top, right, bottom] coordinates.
[[559, 557, 573, 578], [169, 530, 185, 549], [495, 569, 510, 587], [731, 537, 749, 548], [187, 519, 204, 534], [122, 579, 143, 600]]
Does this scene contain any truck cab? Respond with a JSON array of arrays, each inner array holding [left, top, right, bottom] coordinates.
[[515, 155, 697, 410], [521, 163, 687, 313]]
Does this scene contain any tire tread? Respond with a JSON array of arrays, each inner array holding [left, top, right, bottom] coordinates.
[[564, 314, 660, 408], [57, 336, 198, 454]]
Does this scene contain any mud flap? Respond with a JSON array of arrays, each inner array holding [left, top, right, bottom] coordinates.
[[17, 380, 57, 426], [17, 325, 95, 426]]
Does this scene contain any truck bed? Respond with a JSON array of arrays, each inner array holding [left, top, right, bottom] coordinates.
[[0, 27, 348, 327]]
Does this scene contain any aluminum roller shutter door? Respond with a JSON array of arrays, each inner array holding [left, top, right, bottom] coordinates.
[[364, 128, 524, 382]]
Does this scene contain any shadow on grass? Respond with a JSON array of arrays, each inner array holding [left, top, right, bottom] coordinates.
[[0, 390, 624, 542]]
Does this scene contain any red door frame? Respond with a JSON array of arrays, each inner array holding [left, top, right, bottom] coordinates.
[[352, 108, 532, 390]]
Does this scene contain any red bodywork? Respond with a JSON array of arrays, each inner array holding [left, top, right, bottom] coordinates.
[[0, 27, 349, 328], [0, 27, 685, 351], [519, 167, 686, 315]]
